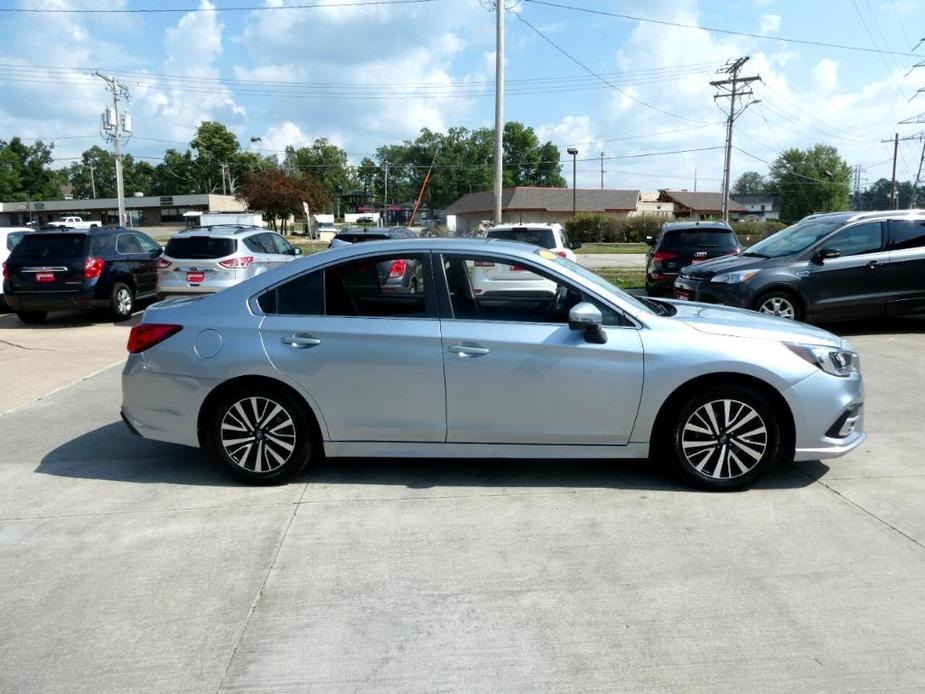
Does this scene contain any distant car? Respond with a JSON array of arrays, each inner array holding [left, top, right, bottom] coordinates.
[[2, 227, 161, 323], [0, 227, 33, 309], [157, 226, 301, 298], [673, 210, 925, 322], [644, 221, 741, 297], [46, 216, 99, 229], [327, 227, 421, 292], [485, 223, 580, 260], [355, 216, 376, 225], [316, 223, 337, 237], [328, 226, 416, 249]]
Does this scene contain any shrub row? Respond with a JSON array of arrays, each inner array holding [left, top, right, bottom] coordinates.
[[563, 214, 788, 244]]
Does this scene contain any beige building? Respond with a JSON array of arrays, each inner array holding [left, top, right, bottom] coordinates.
[[655, 190, 747, 219], [444, 186, 640, 236]]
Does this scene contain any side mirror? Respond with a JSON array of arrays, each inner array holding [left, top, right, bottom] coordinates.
[[645, 235, 655, 246], [568, 302, 608, 344], [814, 247, 840, 263], [294, 247, 303, 256]]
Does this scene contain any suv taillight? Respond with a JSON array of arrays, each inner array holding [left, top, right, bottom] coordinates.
[[219, 256, 254, 269], [127, 324, 182, 354], [157, 258, 172, 269], [388, 259, 407, 278], [1, 262, 8, 280], [653, 251, 679, 262], [84, 257, 105, 279]]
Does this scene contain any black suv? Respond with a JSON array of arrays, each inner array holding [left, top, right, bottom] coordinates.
[[673, 210, 925, 322], [644, 221, 741, 296], [2, 227, 161, 323]]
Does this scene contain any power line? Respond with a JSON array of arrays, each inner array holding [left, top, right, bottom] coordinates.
[[522, 0, 924, 58], [513, 12, 708, 124], [0, 0, 435, 14]]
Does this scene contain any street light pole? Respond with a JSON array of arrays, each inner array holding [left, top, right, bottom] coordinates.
[[567, 147, 578, 216], [493, 0, 505, 224]]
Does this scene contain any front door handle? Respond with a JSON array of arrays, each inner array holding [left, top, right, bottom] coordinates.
[[282, 333, 321, 349], [448, 344, 490, 358], [867, 260, 881, 269]]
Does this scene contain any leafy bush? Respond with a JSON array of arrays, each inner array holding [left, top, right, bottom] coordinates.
[[565, 214, 664, 243], [731, 219, 786, 245]]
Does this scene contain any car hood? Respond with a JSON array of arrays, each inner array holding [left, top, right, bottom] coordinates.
[[662, 299, 842, 347], [682, 253, 770, 277]]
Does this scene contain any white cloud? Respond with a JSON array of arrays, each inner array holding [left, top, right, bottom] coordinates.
[[759, 14, 781, 34], [812, 58, 839, 93], [259, 121, 312, 153]]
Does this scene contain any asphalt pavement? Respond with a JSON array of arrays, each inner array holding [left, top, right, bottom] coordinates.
[[0, 317, 924, 692]]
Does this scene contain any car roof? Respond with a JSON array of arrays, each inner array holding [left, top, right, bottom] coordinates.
[[660, 221, 733, 232], [820, 209, 925, 224], [173, 225, 266, 238], [487, 223, 559, 231], [335, 226, 405, 236], [32, 226, 132, 235]]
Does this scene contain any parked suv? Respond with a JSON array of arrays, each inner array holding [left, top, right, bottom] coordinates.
[[645, 221, 741, 296], [157, 226, 301, 298], [2, 227, 161, 323], [485, 223, 580, 260], [0, 226, 32, 309], [673, 210, 925, 322]]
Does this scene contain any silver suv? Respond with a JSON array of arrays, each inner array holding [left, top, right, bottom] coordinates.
[[157, 226, 301, 298]]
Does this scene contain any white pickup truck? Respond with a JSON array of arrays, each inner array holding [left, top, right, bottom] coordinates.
[[47, 216, 100, 229]]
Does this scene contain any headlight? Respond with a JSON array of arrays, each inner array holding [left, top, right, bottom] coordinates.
[[711, 269, 759, 284], [785, 343, 860, 377]]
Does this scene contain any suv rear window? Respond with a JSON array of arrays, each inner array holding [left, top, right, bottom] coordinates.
[[335, 233, 389, 243], [12, 233, 86, 259], [661, 229, 739, 252], [165, 236, 237, 259], [487, 227, 556, 249]]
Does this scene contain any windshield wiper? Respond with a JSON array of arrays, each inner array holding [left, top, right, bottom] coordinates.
[[740, 251, 769, 258]]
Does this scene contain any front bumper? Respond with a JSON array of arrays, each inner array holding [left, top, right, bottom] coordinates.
[[673, 274, 754, 308], [784, 368, 866, 461], [4, 289, 108, 312]]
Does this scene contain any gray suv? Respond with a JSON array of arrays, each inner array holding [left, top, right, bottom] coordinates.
[[157, 226, 301, 298], [673, 210, 925, 322]]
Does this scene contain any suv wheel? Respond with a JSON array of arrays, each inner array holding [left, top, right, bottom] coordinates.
[[110, 282, 134, 321], [668, 385, 782, 491], [208, 386, 315, 485], [754, 291, 801, 320], [16, 310, 47, 324]]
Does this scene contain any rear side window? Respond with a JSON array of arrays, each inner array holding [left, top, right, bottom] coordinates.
[[116, 234, 143, 254], [660, 229, 739, 252], [6, 231, 27, 251], [165, 236, 236, 259], [259, 270, 323, 315], [244, 235, 274, 254], [12, 234, 86, 259], [487, 227, 556, 249], [889, 219, 925, 250], [267, 233, 293, 255]]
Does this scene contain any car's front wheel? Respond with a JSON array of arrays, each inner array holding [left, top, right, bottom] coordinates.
[[669, 386, 782, 491], [754, 291, 801, 320], [208, 386, 315, 485]]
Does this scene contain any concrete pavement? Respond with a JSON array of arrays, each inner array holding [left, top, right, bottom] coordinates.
[[1, 318, 924, 692]]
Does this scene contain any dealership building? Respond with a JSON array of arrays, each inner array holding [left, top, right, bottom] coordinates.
[[0, 193, 247, 228]]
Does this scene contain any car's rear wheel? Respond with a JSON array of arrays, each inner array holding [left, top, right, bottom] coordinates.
[[754, 291, 801, 320], [669, 386, 781, 491], [110, 282, 134, 321], [16, 310, 47, 324], [208, 386, 315, 485]]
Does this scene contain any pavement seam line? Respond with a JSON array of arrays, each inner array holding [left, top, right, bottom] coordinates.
[[214, 471, 313, 694], [795, 466, 925, 553], [0, 359, 126, 417]]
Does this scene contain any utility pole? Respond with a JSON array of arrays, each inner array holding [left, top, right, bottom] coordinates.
[[711, 57, 760, 222], [95, 72, 130, 227], [87, 162, 97, 199], [221, 163, 228, 196], [383, 161, 389, 226], [911, 138, 925, 208], [890, 132, 899, 209], [600, 151, 604, 189], [493, 0, 505, 224], [853, 164, 862, 210]]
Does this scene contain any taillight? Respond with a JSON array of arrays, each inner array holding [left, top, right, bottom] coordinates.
[[1, 262, 8, 279], [157, 258, 172, 269], [127, 323, 182, 353], [84, 257, 105, 279], [653, 251, 679, 262], [388, 259, 407, 278], [218, 256, 254, 269]]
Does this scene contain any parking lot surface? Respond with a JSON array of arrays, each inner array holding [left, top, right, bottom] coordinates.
[[1, 315, 924, 692]]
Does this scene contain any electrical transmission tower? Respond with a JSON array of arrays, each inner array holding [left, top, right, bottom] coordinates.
[[711, 57, 760, 222], [95, 73, 132, 226]]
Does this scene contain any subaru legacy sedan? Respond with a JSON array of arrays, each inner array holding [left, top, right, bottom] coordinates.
[[122, 238, 865, 491]]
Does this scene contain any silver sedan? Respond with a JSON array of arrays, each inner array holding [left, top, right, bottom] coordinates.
[[121, 238, 865, 491]]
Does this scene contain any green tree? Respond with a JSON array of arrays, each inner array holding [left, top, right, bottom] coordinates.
[[286, 138, 355, 213], [154, 148, 199, 196], [0, 137, 63, 200], [502, 121, 567, 187], [766, 145, 852, 223], [68, 146, 158, 198], [190, 121, 242, 194], [732, 171, 767, 195], [858, 178, 920, 210]]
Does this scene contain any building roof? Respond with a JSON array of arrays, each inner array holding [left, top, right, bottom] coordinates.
[[445, 186, 640, 215], [659, 190, 746, 213]]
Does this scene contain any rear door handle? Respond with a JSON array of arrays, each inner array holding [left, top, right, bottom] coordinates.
[[867, 261, 881, 269], [282, 333, 321, 349], [448, 344, 490, 357]]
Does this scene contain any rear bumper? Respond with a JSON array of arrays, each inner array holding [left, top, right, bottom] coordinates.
[[4, 289, 108, 312]]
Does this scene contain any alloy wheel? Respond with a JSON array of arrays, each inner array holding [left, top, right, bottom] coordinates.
[[681, 399, 768, 479], [116, 287, 133, 315], [758, 295, 795, 319], [220, 396, 297, 473]]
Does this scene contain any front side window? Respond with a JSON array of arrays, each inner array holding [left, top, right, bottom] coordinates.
[[133, 233, 161, 254], [889, 219, 925, 250], [825, 222, 883, 257], [443, 254, 624, 325], [746, 215, 850, 258]]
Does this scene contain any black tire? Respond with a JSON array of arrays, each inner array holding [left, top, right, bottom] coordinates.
[[16, 310, 47, 324], [207, 385, 315, 485], [667, 385, 782, 491], [753, 290, 802, 321], [110, 282, 134, 321]]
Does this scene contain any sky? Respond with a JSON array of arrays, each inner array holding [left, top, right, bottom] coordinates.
[[2, 0, 925, 194]]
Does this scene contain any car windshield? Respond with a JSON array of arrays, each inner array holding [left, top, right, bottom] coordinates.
[[488, 227, 556, 249], [12, 233, 86, 259], [165, 236, 237, 259], [540, 249, 653, 315], [661, 229, 739, 251], [746, 216, 849, 258]]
